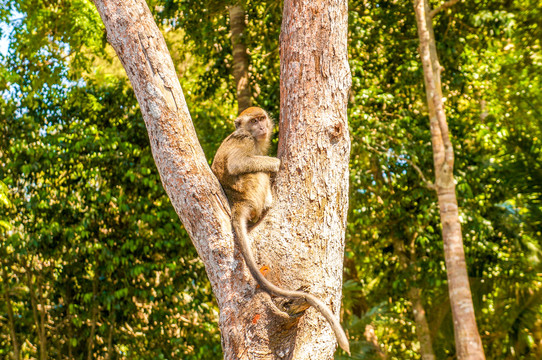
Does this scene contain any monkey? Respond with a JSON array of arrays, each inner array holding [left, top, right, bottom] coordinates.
[[211, 107, 350, 355]]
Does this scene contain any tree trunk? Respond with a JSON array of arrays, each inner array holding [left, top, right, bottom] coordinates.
[[229, 4, 252, 114], [91, 0, 349, 358], [276, 0, 351, 358], [393, 235, 435, 360], [409, 287, 435, 360], [68, 307, 74, 359], [36, 274, 48, 360], [413, 0, 485, 358], [106, 313, 114, 360], [2, 266, 20, 360], [27, 270, 47, 360], [87, 274, 98, 360]]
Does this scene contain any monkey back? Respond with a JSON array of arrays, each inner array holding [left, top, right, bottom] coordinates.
[[211, 130, 272, 223]]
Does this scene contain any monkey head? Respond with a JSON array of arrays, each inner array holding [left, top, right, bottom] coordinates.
[[235, 107, 272, 141]]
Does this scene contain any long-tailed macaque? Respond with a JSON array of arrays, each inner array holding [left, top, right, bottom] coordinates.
[[211, 107, 350, 354]]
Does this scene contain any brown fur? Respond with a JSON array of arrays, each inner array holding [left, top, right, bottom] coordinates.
[[211, 107, 350, 354], [211, 107, 279, 222]]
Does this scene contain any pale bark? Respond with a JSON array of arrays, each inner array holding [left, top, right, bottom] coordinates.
[[229, 4, 252, 114], [413, 0, 485, 358], [91, 0, 350, 359], [275, 0, 351, 358]]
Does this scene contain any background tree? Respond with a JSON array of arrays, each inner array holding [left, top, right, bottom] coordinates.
[[228, 2, 252, 113], [413, 0, 485, 358], [344, 0, 541, 358]]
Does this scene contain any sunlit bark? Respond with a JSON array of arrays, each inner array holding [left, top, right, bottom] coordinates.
[[91, 0, 350, 358]]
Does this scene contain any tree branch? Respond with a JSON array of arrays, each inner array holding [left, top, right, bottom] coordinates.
[[2, 265, 20, 360], [429, 0, 460, 18], [363, 141, 436, 191], [90, 0, 252, 355]]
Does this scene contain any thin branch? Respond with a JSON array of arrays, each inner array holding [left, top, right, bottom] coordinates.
[[362, 140, 436, 191], [404, 157, 437, 191], [429, 0, 460, 18]]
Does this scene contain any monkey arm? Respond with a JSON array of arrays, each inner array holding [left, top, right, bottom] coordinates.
[[227, 155, 280, 176]]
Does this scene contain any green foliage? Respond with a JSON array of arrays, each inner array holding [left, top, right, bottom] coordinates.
[[0, 0, 541, 359], [0, 1, 222, 359], [154, 0, 282, 119], [0, 180, 11, 231], [345, 0, 542, 358], [0, 76, 222, 358]]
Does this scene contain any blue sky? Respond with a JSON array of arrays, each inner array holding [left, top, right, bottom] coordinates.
[[0, 20, 11, 56], [0, 37, 9, 56], [0, 11, 20, 57]]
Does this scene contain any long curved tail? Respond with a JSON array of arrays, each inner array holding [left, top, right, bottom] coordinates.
[[232, 205, 350, 355]]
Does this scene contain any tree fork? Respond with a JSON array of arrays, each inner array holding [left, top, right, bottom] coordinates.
[[92, 0, 351, 358]]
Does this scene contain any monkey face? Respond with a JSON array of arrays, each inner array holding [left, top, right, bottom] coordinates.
[[234, 107, 273, 143], [246, 115, 270, 140]]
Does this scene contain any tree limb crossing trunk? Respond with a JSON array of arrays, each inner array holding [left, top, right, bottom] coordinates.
[[91, 1, 252, 358]]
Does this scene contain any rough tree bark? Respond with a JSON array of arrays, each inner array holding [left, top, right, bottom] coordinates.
[[91, 0, 350, 359], [229, 3, 252, 114], [413, 0, 486, 358], [269, 0, 351, 357]]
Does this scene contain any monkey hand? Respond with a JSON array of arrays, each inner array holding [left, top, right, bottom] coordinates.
[[269, 157, 281, 173]]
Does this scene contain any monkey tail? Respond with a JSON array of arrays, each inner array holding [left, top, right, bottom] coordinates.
[[232, 205, 350, 355]]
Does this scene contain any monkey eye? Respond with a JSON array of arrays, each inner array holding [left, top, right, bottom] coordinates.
[[251, 118, 258, 124]]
